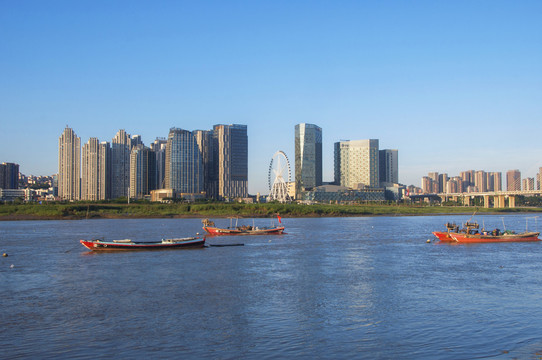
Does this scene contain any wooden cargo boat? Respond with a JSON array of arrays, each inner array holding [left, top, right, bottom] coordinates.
[[449, 230, 540, 243], [80, 236, 205, 251], [202, 216, 285, 236]]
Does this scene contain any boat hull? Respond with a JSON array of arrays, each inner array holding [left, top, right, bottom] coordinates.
[[80, 237, 205, 251], [203, 226, 285, 236], [432, 231, 455, 241], [449, 232, 540, 243]]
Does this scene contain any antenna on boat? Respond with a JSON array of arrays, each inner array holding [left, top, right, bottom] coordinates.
[[501, 217, 506, 231], [525, 216, 539, 232], [467, 210, 477, 224]]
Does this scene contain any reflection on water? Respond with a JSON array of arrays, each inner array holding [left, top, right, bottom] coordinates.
[[1, 214, 542, 359]]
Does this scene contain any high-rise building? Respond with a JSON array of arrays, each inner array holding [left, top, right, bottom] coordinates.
[[0, 162, 19, 189], [131, 135, 144, 147], [491, 172, 502, 192], [474, 170, 487, 192], [379, 149, 399, 185], [165, 128, 203, 194], [421, 176, 433, 193], [130, 145, 156, 199], [446, 176, 463, 193], [334, 139, 379, 189], [460, 170, 475, 189], [82, 138, 100, 201], [486, 172, 495, 192], [81, 138, 111, 201], [194, 130, 215, 197], [111, 129, 132, 199], [98, 142, 111, 200], [538, 167, 542, 190], [506, 170, 521, 191], [150, 138, 167, 190], [295, 123, 322, 197], [58, 126, 81, 200], [212, 124, 248, 200], [438, 173, 448, 193]]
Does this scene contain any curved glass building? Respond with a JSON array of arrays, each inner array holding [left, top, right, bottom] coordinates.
[[165, 128, 203, 194]]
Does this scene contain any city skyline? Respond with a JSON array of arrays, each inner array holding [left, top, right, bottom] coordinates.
[[1, 2, 541, 194]]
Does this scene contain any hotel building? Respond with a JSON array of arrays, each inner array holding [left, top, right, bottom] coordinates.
[[334, 139, 379, 189]]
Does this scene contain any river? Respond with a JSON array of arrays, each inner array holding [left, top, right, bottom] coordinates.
[[1, 214, 542, 359]]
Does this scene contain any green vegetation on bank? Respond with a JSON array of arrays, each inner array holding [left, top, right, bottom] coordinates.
[[1, 201, 541, 220]]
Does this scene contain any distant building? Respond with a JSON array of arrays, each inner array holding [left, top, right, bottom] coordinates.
[[460, 170, 475, 190], [131, 135, 144, 148], [438, 173, 448, 193], [523, 177, 535, 191], [421, 176, 435, 194], [506, 170, 521, 191], [474, 170, 487, 193], [446, 177, 462, 193], [111, 130, 132, 199], [165, 128, 203, 194], [335, 139, 379, 189], [0, 189, 27, 201], [212, 124, 248, 200], [379, 149, 398, 185], [301, 184, 385, 203], [295, 123, 322, 198], [58, 126, 81, 200], [0, 162, 19, 189]]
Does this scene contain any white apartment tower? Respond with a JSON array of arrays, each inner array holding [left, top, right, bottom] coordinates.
[[58, 126, 81, 200]]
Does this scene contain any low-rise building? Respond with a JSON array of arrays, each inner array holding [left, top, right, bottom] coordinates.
[[301, 184, 385, 203]]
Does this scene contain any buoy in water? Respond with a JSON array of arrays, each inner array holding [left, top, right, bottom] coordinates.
[[10, 264, 14, 268], [426, 239, 431, 243], [2, 253, 7, 257]]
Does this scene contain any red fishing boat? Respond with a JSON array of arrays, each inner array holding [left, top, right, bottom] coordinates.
[[80, 236, 205, 251], [449, 230, 540, 243], [202, 216, 285, 236]]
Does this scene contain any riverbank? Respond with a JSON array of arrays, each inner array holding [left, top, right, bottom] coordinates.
[[1, 202, 540, 220]]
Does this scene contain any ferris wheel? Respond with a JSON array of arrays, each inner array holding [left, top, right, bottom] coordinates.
[[268, 151, 292, 203]]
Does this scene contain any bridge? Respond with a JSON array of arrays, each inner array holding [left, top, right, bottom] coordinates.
[[418, 190, 542, 208]]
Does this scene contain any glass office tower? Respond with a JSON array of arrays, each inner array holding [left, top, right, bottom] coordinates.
[[295, 123, 322, 198]]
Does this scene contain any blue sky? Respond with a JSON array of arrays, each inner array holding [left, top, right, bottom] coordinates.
[[1, 1, 541, 194]]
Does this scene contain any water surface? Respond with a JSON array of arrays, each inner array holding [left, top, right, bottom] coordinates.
[[1, 214, 542, 359]]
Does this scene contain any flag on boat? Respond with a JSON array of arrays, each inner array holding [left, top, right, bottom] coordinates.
[[277, 214, 282, 223]]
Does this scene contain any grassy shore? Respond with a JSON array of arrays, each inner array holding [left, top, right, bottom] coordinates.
[[1, 202, 540, 220]]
